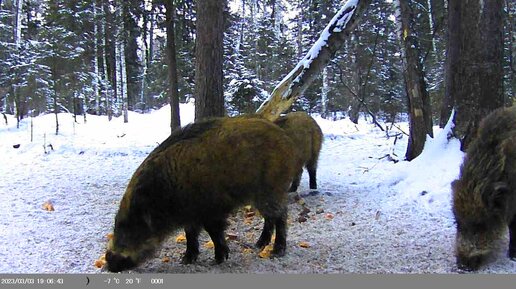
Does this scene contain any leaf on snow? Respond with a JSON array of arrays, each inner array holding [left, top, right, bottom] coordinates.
[[175, 234, 186, 243], [42, 201, 54, 211]]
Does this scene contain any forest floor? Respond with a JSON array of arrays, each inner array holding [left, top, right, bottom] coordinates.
[[1, 104, 515, 274]]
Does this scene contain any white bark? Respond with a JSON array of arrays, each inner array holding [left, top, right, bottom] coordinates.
[[296, 8, 303, 58], [120, 40, 128, 123], [234, 0, 245, 54], [114, 2, 128, 123], [13, 0, 22, 45], [321, 66, 329, 118], [115, 38, 122, 114], [101, 7, 112, 121], [426, 0, 436, 53], [140, 47, 147, 112], [273, 0, 282, 36], [93, 0, 101, 115]]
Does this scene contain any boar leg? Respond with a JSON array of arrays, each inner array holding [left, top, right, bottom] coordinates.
[[509, 218, 516, 260], [289, 169, 303, 192], [306, 161, 317, 190], [204, 220, 230, 264], [256, 218, 274, 250], [182, 225, 201, 264], [272, 208, 288, 257]]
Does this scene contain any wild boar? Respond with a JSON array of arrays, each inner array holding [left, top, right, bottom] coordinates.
[[274, 112, 323, 192], [105, 117, 298, 272], [452, 106, 516, 271]]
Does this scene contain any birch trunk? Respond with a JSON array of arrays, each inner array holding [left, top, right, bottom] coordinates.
[[321, 66, 329, 119], [93, 0, 101, 115]]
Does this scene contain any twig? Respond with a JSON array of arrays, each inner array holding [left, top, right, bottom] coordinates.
[[391, 123, 409, 136]]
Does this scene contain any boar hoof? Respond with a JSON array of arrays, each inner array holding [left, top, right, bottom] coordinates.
[[214, 245, 230, 264], [181, 251, 199, 264], [271, 246, 286, 258], [255, 238, 271, 250], [105, 250, 137, 273], [288, 185, 298, 193], [457, 255, 483, 271]]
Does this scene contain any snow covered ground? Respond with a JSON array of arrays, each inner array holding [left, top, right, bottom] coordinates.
[[1, 103, 515, 273]]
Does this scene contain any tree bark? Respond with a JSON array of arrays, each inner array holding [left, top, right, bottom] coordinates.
[[101, 0, 113, 121], [93, 0, 101, 115], [256, 0, 372, 122], [478, 0, 504, 116], [441, 0, 460, 128], [165, 0, 181, 131], [194, 0, 225, 120], [395, 0, 433, 161], [447, 0, 504, 151]]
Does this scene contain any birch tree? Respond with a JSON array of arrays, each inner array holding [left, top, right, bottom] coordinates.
[[93, 0, 101, 116], [114, 1, 128, 123]]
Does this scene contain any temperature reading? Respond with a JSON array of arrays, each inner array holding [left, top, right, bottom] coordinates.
[[104, 277, 121, 285], [104, 277, 144, 286], [125, 277, 141, 285]]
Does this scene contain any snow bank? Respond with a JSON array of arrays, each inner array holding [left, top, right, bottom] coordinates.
[[384, 114, 464, 215]]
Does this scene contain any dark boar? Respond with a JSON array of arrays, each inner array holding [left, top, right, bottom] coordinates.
[[452, 106, 516, 271], [274, 112, 323, 192], [105, 117, 297, 272]]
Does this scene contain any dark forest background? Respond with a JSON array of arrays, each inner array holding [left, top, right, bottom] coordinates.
[[0, 0, 514, 156]]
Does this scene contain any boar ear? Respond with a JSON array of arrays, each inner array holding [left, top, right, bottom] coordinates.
[[486, 182, 510, 212]]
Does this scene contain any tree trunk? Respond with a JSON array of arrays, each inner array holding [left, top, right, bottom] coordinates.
[[165, 0, 181, 131], [349, 32, 361, 124], [149, 6, 155, 63], [296, 3, 304, 59], [52, 64, 59, 135], [447, 0, 504, 151], [13, 0, 23, 127], [394, 0, 433, 161], [321, 66, 329, 119], [450, 0, 482, 150], [13, 0, 22, 44], [256, 0, 372, 121], [194, 0, 225, 120], [102, 0, 113, 121], [93, 0, 101, 115], [121, 41, 128, 123], [478, 0, 504, 116], [441, 0, 460, 128], [114, 0, 128, 123]]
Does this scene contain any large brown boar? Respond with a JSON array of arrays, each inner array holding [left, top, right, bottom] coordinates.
[[105, 117, 298, 272], [274, 112, 323, 192], [452, 106, 516, 271]]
